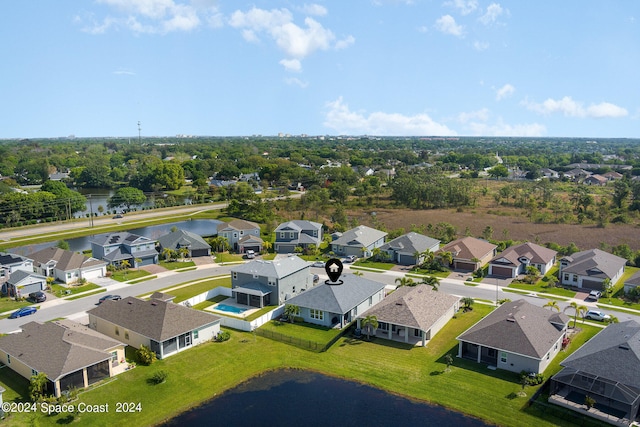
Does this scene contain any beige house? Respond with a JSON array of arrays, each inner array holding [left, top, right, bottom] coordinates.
[[438, 237, 497, 272], [0, 320, 127, 397]]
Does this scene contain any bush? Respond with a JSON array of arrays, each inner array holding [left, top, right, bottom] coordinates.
[[520, 371, 544, 386], [136, 345, 157, 365], [215, 331, 231, 342], [149, 370, 168, 385]]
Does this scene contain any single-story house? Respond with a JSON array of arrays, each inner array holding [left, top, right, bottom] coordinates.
[[30, 247, 108, 285], [624, 271, 640, 294], [457, 299, 569, 374], [0, 252, 33, 283], [3, 270, 47, 298], [558, 249, 627, 290], [87, 294, 221, 359], [157, 229, 211, 258], [488, 242, 557, 278], [548, 320, 640, 426], [437, 236, 497, 272], [231, 256, 312, 307], [0, 320, 127, 397], [330, 225, 387, 258], [284, 274, 386, 329], [90, 232, 158, 268], [584, 174, 608, 186], [379, 232, 440, 265], [217, 219, 263, 253], [358, 284, 460, 346], [274, 220, 323, 253]]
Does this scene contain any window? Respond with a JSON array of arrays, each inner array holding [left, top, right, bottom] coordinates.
[[193, 330, 199, 339], [279, 232, 285, 239], [310, 309, 324, 320], [268, 279, 276, 286], [379, 322, 388, 331], [292, 286, 296, 293], [111, 351, 118, 362], [32, 369, 38, 376], [313, 229, 318, 237], [500, 352, 507, 363], [289, 232, 295, 239], [413, 329, 422, 337], [124, 331, 129, 340], [233, 272, 237, 280], [572, 275, 577, 282], [369, 296, 373, 305], [564, 274, 569, 281], [115, 327, 120, 336]]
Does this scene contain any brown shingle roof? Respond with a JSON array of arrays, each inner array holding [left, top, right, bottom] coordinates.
[[29, 247, 106, 271], [439, 237, 496, 261]]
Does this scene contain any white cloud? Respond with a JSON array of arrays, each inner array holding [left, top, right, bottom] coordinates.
[[445, 0, 478, 15], [473, 40, 489, 51], [435, 15, 464, 37], [457, 108, 490, 123], [524, 96, 628, 118], [479, 3, 505, 25], [466, 120, 546, 137], [495, 83, 515, 100], [280, 59, 302, 72], [335, 35, 355, 50], [299, 4, 328, 17], [284, 77, 309, 88], [323, 97, 457, 136], [113, 69, 136, 76]]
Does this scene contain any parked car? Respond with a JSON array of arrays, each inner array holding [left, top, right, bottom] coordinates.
[[311, 261, 325, 268], [9, 306, 37, 319], [584, 310, 611, 322], [98, 294, 122, 304], [29, 291, 46, 303], [245, 250, 256, 259], [587, 290, 602, 301], [343, 255, 357, 263]]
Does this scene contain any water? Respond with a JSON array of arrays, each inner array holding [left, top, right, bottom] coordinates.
[[74, 188, 190, 218], [9, 219, 222, 256], [162, 370, 491, 427], [213, 303, 248, 314]]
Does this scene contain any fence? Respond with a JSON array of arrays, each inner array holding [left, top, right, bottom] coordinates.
[[255, 323, 351, 353]]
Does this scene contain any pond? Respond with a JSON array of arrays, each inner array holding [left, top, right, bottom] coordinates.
[[162, 370, 491, 427], [9, 219, 222, 256]]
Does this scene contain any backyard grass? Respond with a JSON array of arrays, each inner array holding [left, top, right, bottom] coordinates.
[[0, 303, 600, 427], [192, 295, 228, 310], [51, 282, 100, 297], [259, 320, 344, 345], [110, 269, 151, 282], [159, 260, 196, 270], [158, 277, 231, 303]]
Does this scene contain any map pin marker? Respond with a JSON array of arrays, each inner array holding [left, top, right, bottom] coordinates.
[[325, 258, 343, 285]]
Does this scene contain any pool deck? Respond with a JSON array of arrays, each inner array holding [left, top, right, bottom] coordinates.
[[205, 299, 260, 318]]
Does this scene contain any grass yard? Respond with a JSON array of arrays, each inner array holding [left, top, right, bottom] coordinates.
[[110, 269, 151, 282], [0, 297, 30, 314], [51, 282, 100, 297], [352, 259, 395, 270], [259, 320, 344, 345], [214, 252, 245, 263], [160, 277, 231, 303], [508, 282, 576, 298], [159, 260, 196, 270], [192, 295, 228, 310]]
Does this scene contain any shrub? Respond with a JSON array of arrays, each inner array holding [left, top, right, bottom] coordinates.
[[136, 345, 157, 365], [149, 370, 168, 385], [215, 331, 231, 342]]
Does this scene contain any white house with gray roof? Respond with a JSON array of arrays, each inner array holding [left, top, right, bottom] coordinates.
[[3, 270, 47, 299], [30, 247, 107, 285], [157, 229, 211, 258], [457, 299, 569, 374], [231, 256, 312, 307], [217, 219, 263, 253], [331, 225, 387, 258], [0, 320, 127, 397], [285, 275, 386, 329], [379, 232, 440, 265], [0, 252, 33, 283], [358, 285, 459, 346], [559, 249, 627, 291], [274, 220, 323, 253]]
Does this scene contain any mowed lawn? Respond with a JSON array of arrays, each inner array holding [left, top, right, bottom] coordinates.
[[0, 303, 599, 427]]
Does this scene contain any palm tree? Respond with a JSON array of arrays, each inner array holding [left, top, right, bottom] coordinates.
[[283, 304, 299, 323], [543, 300, 560, 312], [395, 277, 415, 287], [420, 276, 440, 291], [462, 297, 474, 311], [565, 302, 587, 328], [437, 251, 453, 267], [361, 315, 378, 340], [420, 249, 435, 267]]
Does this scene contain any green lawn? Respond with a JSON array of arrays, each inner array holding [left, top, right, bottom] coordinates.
[[192, 295, 228, 310], [110, 269, 151, 282], [352, 259, 395, 270], [259, 319, 344, 344], [508, 282, 576, 297], [51, 282, 100, 297], [0, 297, 31, 314], [160, 277, 231, 303], [159, 260, 196, 270], [0, 303, 600, 427], [214, 252, 245, 263]]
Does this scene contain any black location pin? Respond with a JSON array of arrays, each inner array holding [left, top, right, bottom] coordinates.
[[325, 258, 343, 285]]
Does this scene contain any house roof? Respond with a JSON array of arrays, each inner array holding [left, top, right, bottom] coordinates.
[[217, 219, 260, 233], [626, 271, 640, 287], [275, 220, 322, 232], [90, 232, 155, 247], [438, 237, 497, 261], [87, 296, 221, 342], [0, 320, 122, 381], [331, 225, 387, 248], [379, 232, 440, 255], [285, 274, 385, 314], [238, 234, 264, 245], [490, 242, 557, 268], [457, 299, 569, 359], [231, 256, 309, 279], [360, 284, 459, 331], [6, 270, 46, 286], [559, 320, 640, 389], [29, 247, 106, 272], [157, 229, 210, 251], [561, 249, 627, 279], [0, 252, 30, 267]]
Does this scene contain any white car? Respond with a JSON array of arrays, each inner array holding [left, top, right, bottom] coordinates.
[[245, 250, 256, 259], [584, 310, 611, 322], [587, 290, 602, 301], [311, 261, 325, 268]]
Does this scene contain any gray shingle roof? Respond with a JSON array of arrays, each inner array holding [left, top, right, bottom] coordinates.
[[0, 320, 121, 381], [331, 225, 387, 248], [29, 247, 106, 271], [87, 297, 220, 342], [285, 275, 385, 314], [90, 232, 155, 247], [6, 270, 46, 286], [360, 284, 459, 331], [231, 256, 309, 279], [157, 229, 210, 251], [379, 232, 440, 255], [217, 219, 260, 232], [275, 220, 322, 233], [561, 249, 627, 279], [626, 271, 640, 286], [457, 299, 569, 359]]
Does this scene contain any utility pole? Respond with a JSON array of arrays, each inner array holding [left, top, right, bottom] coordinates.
[[88, 194, 94, 228], [138, 121, 141, 144]]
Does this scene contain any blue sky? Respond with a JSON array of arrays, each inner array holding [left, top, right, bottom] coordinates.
[[1, 1, 638, 138]]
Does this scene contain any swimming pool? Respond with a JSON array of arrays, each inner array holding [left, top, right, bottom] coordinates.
[[214, 303, 248, 314]]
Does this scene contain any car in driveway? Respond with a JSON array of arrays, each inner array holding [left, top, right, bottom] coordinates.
[[98, 294, 122, 304], [584, 310, 611, 322], [343, 255, 357, 263], [9, 306, 37, 319], [587, 290, 602, 301], [29, 291, 46, 303], [245, 250, 256, 259]]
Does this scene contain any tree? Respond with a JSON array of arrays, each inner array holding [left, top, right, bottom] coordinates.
[[361, 315, 378, 340], [543, 301, 560, 312], [565, 302, 587, 328], [462, 297, 474, 311], [29, 372, 49, 401], [420, 276, 440, 291], [56, 240, 70, 250], [284, 304, 299, 323], [136, 344, 157, 365], [108, 187, 146, 211], [444, 353, 454, 372], [488, 164, 508, 179], [395, 277, 415, 287], [481, 226, 493, 240], [437, 251, 453, 267]]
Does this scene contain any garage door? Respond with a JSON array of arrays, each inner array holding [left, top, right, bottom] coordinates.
[[243, 245, 261, 253], [581, 280, 602, 290], [276, 244, 296, 253], [398, 254, 415, 265], [491, 266, 513, 278], [455, 261, 476, 271], [19, 282, 43, 296]]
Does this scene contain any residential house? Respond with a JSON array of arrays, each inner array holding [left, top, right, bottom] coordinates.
[[457, 299, 569, 374], [274, 220, 323, 253], [0, 320, 127, 397], [30, 247, 108, 285], [541, 168, 559, 179], [379, 232, 440, 265], [488, 242, 557, 278], [563, 168, 592, 181], [548, 320, 640, 426], [157, 229, 211, 258], [584, 174, 608, 186], [87, 294, 221, 359], [231, 256, 312, 307], [285, 274, 386, 328], [90, 232, 158, 268], [558, 249, 627, 291], [4, 270, 47, 298], [358, 284, 460, 346], [217, 219, 263, 253], [623, 271, 640, 294], [330, 225, 387, 257], [602, 171, 624, 181], [0, 252, 33, 283], [437, 237, 497, 272]]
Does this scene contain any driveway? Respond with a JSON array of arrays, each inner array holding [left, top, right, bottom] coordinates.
[[140, 264, 169, 274]]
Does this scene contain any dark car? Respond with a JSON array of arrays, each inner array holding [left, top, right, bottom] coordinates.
[[98, 294, 122, 304], [29, 291, 46, 303], [9, 306, 37, 319], [112, 214, 124, 219]]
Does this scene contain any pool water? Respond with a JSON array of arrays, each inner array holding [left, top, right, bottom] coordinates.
[[214, 303, 248, 314]]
